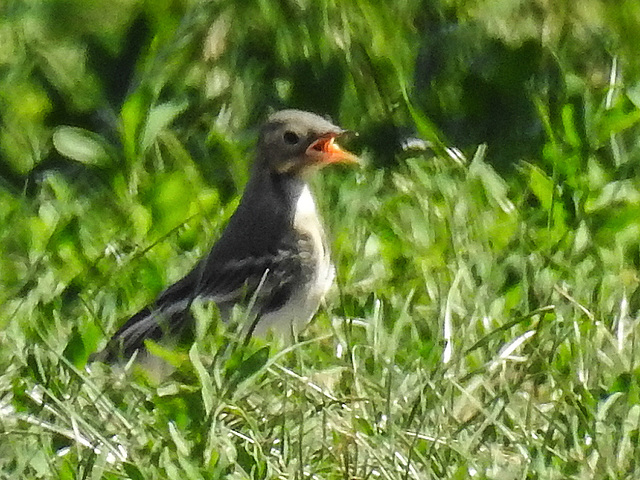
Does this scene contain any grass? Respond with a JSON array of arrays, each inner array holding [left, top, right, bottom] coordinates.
[[3, 144, 640, 479], [3, 0, 640, 478]]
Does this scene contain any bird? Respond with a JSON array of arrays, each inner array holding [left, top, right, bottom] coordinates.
[[92, 109, 358, 363]]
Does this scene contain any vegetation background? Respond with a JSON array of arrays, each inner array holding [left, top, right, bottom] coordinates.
[[2, 0, 640, 478]]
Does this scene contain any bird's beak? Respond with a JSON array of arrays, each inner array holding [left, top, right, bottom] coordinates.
[[306, 132, 359, 165]]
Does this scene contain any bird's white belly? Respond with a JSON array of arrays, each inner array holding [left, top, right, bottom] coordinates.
[[253, 184, 334, 336], [253, 262, 333, 336]]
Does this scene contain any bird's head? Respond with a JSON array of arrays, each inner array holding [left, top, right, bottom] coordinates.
[[257, 109, 359, 177]]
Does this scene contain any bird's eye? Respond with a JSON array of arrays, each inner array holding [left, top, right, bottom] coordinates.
[[283, 131, 299, 145]]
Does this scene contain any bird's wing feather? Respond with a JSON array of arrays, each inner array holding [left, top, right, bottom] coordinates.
[[194, 245, 305, 309], [90, 300, 192, 362], [92, 244, 306, 362]]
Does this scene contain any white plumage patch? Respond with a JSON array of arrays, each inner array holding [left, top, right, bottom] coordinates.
[[254, 183, 334, 336], [294, 184, 317, 222]]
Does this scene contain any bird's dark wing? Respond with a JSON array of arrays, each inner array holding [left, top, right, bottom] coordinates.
[[194, 245, 307, 308], [92, 170, 317, 362], [92, 240, 311, 363]]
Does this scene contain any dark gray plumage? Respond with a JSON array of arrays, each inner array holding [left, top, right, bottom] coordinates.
[[93, 110, 358, 362]]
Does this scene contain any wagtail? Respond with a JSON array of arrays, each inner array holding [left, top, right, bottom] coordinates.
[[93, 109, 358, 362]]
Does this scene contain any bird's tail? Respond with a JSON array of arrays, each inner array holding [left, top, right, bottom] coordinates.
[[90, 299, 192, 364], [90, 269, 202, 363]]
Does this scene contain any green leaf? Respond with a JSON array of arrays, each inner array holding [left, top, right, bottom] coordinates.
[[237, 346, 270, 381], [149, 174, 192, 234], [189, 343, 214, 415], [585, 180, 640, 212], [11, 379, 32, 413], [52, 126, 111, 165], [561, 103, 581, 149], [121, 89, 151, 161], [145, 340, 187, 368], [123, 462, 146, 480], [598, 105, 640, 143], [62, 326, 85, 367], [468, 145, 514, 214], [142, 101, 188, 152], [527, 164, 554, 210], [611, 372, 631, 394], [353, 415, 375, 436], [225, 345, 270, 394]]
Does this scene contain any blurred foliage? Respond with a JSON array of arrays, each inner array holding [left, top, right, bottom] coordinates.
[[3, 0, 640, 478], [4, 0, 640, 331]]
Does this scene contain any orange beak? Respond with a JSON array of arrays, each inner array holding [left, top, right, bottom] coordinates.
[[306, 133, 359, 165]]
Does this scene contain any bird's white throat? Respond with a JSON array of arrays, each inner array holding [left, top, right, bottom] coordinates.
[[294, 184, 317, 220]]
